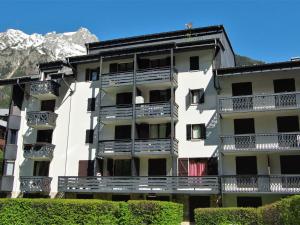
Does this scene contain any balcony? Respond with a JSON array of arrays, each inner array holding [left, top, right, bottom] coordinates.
[[30, 80, 59, 100], [20, 176, 52, 193], [134, 138, 178, 156], [218, 92, 300, 115], [101, 67, 177, 89], [26, 111, 57, 129], [97, 140, 132, 156], [58, 176, 219, 194], [23, 143, 55, 160], [100, 105, 132, 123], [135, 102, 178, 122], [220, 132, 300, 153], [222, 175, 300, 194]]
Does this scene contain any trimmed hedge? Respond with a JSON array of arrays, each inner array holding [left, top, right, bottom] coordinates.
[[260, 195, 300, 225], [195, 195, 300, 225], [0, 199, 183, 225], [194, 207, 259, 225]]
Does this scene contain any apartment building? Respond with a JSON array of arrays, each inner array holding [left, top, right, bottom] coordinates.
[[0, 25, 299, 220], [217, 60, 300, 207]]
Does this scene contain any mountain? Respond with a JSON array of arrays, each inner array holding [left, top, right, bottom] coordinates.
[[235, 54, 265, 66], [0, 28, 98, 79], [0, 28, 99, 107]]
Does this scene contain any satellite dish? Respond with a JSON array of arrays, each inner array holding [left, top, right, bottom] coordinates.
[[185, 23, 193, 30]]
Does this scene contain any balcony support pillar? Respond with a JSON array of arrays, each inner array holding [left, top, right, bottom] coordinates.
[[131, 53, 138, 176], [170, 48, 177, 176], [98, 56, 103, 155]]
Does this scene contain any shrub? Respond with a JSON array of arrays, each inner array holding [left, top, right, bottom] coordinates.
[[260, 195, 300, 225], [194, 207, 259, 225], [0, 199, 183, 225]]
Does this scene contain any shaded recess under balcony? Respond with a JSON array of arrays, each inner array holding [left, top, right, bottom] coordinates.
[[222, 175, 300, 194], [58, 176, 219, 194], [26, 111, 57, 129], [30, 80, 59, 100], [20, 176, 52, 193]]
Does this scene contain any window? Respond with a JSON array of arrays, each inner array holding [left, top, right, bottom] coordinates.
[[109, 62, 133, 73], [37, 130, 53, 143], [237, 197, 262, 207], [41, 100, 56, 112], [85, 68, 99, 81], [33, 161, 50, 176], [190, 89, 205, 105], [87, 98, 96, 111], [4, 160, 14, 176], [190, 56, 199, 70], [9, 129, 18, 144], [186, 124, 206, 140], [149, 89, 171, 103], [85, 129, 94, 144]]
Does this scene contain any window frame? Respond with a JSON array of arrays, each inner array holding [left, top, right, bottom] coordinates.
[[4, 160, 15, 176], [186, 124, 206, 140]]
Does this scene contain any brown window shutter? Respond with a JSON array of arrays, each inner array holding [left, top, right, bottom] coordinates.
[[200, 124, 206, 139], [178, 158, 189, 176], [78, 160, 94, 176], [78, 160, 88, 176], [186, 124, 191, 140]]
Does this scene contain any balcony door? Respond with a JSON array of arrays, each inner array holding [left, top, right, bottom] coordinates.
[[148, 159, 166, 176], [273, 78, 296, 108], [41, 100, 55, 112], [277, 116, 299, 148], [116, 92, 132, 105], [33, 161, 50, 176], [234, 118, 256, 149], [115, 125, 131, 140], [232, 82, 253, 111], [236, 156, 257, 188], [280, 155, 300, 188], [36, 130, 53, 143], [150, 89, 171, 103]]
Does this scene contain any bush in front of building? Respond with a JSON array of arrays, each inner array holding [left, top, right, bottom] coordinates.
[[0, 198, 183, 225], [194, 207, 259, 225], [260, 195, 300, 225], [194, 195, 300, 225]]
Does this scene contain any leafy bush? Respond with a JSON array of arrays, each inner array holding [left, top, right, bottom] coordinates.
[[0, 199, 183, 225], [195, 195, 300, 225], [260, 195, 300, 225], [194, 207, 259, 225]]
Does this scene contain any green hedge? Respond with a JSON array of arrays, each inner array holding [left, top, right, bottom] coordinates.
[[260, 195, 300, 225], [195, 195, 300, 225], [194, 207, 259, 225], [0, 199, 183, 225]]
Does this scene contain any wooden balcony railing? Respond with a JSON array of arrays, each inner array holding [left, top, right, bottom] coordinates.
[[26, 111, 57, 129], [30, 80, 59, 100], [58, 176, 219, 194], [135, 102, 178, 120], [218, 92, 300, 114], [23, 143, 55, 160], [220, 132, 300, 152], [134, 138, 178, 155], [101, 67, 177, 88], [97, 138, 178, 156], [100, 105, 132, 121], [222, 175, 300, 193], [20, 176, 52, 193]]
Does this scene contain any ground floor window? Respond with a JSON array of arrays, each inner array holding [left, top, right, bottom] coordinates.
[[237, 196, 262, 207]]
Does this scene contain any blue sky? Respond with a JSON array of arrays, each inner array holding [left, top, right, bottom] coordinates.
[[1, 0, 300, 63]]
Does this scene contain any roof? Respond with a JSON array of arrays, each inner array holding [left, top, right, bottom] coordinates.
[[69, 39, 223, 64], [86, 25, 234, 53], [38, 60, 68, 71], [216, 60, 300, 76], [0, 75, 39, 86]]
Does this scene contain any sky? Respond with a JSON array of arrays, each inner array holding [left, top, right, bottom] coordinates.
[[1, 0, 300, 63]]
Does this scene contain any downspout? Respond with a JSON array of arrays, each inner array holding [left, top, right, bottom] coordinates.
[[63, 58, 77, 176]]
